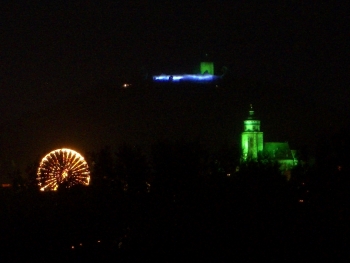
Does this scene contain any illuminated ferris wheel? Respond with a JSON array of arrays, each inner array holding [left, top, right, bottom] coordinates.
[[37, 148, 90, 191]]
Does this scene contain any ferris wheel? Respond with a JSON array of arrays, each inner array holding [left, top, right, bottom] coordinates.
[[37, 148, 90, 191]]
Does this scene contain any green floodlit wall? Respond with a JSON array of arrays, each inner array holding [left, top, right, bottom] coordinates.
[[264, 142, 292, 159], [244, 120, 261, 132], [278, 159, 296, 171], [200, 62, 214, 75], [264, 142, 298, 167], [241, 132, 264, 160], [241, 107, 263, 160]]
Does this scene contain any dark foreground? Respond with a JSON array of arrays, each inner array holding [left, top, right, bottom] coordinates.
[[1, 174, 350, 262]]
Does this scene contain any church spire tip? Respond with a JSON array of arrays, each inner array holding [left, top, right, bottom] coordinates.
[[248, 104, 255, 119]]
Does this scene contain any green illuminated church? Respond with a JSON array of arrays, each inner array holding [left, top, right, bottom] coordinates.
[[241, 105, 297, 170], [241, 105, 264, 160]]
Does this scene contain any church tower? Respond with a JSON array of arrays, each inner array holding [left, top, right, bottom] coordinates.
[[241, 105, 264, 160]]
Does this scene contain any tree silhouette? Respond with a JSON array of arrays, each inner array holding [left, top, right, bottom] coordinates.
[[10, 169, 24, 191], [115, 144, 150, 194], [90, 146, 116, 187], [151, 140, 207, 202], [24, 158, 40, 191]]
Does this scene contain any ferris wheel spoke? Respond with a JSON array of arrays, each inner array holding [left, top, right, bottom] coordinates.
[[37, 148, 91, 191]]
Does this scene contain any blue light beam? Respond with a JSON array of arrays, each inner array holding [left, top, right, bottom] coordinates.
[[153, 74, 220, 83]]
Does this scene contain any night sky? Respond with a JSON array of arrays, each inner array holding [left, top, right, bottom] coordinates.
[[0, 1, 349, 179]]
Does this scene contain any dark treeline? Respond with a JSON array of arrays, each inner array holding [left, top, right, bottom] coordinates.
[[1, 138, 350, 261]]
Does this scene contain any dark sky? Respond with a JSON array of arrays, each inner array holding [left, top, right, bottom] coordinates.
[[0, 1, 349, 177]]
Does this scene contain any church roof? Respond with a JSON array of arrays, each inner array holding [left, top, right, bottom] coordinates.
[[264, 142, 294, 160]]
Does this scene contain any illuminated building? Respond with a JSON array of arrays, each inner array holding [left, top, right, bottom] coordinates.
[[241, 105, 263, 160], [200, 61, 214, 75], [264, 142, 298, 170], [153, 61, 219, 83], [241, 105, 297, 170]]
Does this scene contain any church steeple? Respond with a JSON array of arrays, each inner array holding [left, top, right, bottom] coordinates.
[[241, 104, 264, 160], [248, 104, 255, 119], [244, 104, 261, 132]]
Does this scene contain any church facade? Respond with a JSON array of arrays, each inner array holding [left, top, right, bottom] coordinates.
[[241, 105, 297, 171]]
